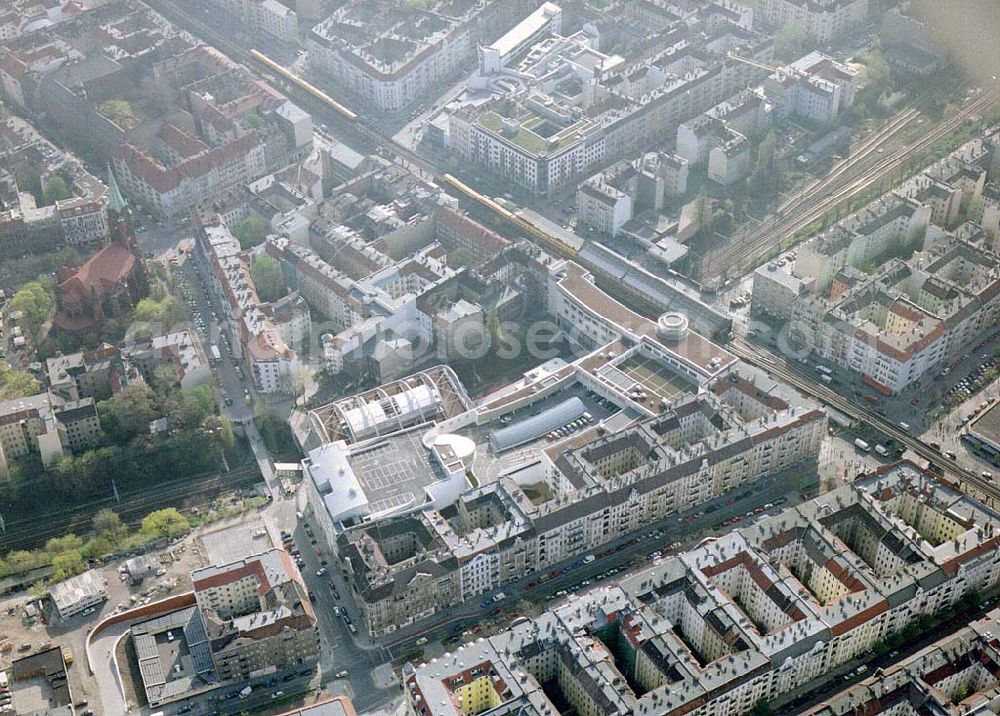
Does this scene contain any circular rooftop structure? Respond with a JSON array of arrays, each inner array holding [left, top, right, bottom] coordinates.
[[657, 312, 690, 342], [432, 433, 476, 460]]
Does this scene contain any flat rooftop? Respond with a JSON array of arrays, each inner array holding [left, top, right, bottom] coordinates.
[[200, 518, 278, 566], [308, 424, 458, 525], [347, 430, 445, 514], [132, 605, 216, 705], [969, 399, 1000, 451], [9, 648, 71, 716], [558, 262, 737, 378], [277, 697, 357, 716]]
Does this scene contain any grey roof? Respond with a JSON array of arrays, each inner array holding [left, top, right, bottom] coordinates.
[[489, 397, 586, 451]]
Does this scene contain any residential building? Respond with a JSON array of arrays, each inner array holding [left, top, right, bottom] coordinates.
[[434, 298, 486, 361], [577, 174, 633, 237], [753, 0, 870, 42], [752, 133, 1000, 393], [308, 0, 535, 113], [707, 131, 751, 185], [46, 344, 122, 402], [447, 9, 772, 196], [0, 392, 102, 479], [196, 220, 300, 394], [405, 461, 1000, 716], [805, 608, 1000, 715], [210, 0, 298, 43], [767, 51, 858, 124], [750, 260, 813, 321], [478, 2, 562, 75], [317, 364, 823, 636], [192, 548, 320, 682], [0, 114, 110, 257]]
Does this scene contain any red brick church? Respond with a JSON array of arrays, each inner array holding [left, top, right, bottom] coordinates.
[[54, 168, 148, 334]]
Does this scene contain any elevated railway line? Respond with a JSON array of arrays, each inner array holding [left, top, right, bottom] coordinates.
[[730, 336, 996, 506]]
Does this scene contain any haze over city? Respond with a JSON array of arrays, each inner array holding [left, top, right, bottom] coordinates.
[[0, 1, 999, 715]]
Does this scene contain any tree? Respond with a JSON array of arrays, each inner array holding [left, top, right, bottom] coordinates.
[[99, 382, 159, 443], [45, 533, 86, 581], [235, 216, 269, 250], [204, 414, 236, 450], [98, 99, 136, 127], [756, 133, 777, 175], [245, 111, 263, 129], [165, 386, 214, 429], [149, 363, 180, 397], [93, 509, 128, 548], [691, 189, 713, 237], [140, 508, 191, 540], [42, 176, 70, 206], [486, 306, 500, 348], [748, 132, 779, 196], [772, 23, 814, 63], [0, 360, 40, 400], [750, 698, 773, 716], [10, 280, 54, 342], [133, 296, 188, 330], [251, 256, 285, 302], [51, 550, 86, 582]]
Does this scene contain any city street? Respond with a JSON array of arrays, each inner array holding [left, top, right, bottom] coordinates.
[[373, 465, 816, 659], [276, 494, 397, 713]]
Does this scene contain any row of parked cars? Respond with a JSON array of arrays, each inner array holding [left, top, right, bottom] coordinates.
[[546, 412, 595, 441], [947, 353, 997, 403]]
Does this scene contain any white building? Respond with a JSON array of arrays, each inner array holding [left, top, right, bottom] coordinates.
[[576, 175, 632, 237], [405, 461, 1000, 716], [478, 2, 561, 74], [754, 0, 870, 42], [49, 569, 107, 620]]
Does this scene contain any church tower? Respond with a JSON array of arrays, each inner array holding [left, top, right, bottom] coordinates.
[[106, 165, 137, 250]]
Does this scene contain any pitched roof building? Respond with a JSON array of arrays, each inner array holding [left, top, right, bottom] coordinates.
[[53, 168, 147, 333]]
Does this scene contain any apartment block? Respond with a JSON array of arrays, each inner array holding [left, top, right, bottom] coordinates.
[[753, 0, 870, 42], [446, 7, 772, 196], [577, 175, 633, 237], [0, 114, 109, 257], [405, 461, 1000, 716], [196, 220, 300, 394], [308, 0, 535, 113], [0, 392, 102, 479], [326, 371, 823, 636], [210, 0, 298, 43], [192, 549, 320, 682], [805, 608, 1000, 715], [752, 132, 1000, 393]]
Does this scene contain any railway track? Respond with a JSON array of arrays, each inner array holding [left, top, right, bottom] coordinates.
[[701, 91, 996, 279], [729, 336, 997, 505], [1, 465, 262, 553]]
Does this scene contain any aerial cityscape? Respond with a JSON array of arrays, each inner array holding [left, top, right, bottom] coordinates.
[[0, 1, 998, 715]]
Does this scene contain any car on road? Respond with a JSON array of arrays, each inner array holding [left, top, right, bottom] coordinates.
[[335, 670, 350, 679], [316, 567, 327, 577]]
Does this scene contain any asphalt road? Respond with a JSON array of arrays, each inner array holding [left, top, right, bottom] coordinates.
[[278, 499, 396, 712], [380, 465, 814, 659]]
